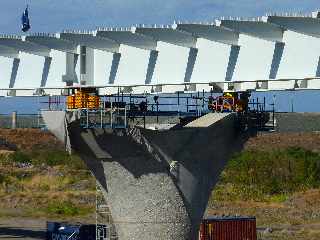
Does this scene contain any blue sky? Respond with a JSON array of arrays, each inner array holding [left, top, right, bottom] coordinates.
[[0, 0, 320, 34]]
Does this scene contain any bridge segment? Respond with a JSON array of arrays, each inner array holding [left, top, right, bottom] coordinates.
[[0, 43, 20, 96], [0, 36, 51, 95], [218, 20, 284, 90], [266, 16, 320, 89], [96, 29, 157, 93], [175, 23, 239, 92], [132, 26, 199, 92], [58, 31, 120, 93]]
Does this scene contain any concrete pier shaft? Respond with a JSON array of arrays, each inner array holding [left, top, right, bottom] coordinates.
[[42, 111, 248, 240]]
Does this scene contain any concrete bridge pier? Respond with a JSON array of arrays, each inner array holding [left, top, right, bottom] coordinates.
[[42, 111, 249, 240]]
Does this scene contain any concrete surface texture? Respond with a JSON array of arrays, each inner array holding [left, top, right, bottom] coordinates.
[[275, 112, 320, 132], [42, 111, 248, 240]]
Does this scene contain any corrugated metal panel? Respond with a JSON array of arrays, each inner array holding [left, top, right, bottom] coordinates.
[[199, 216, 256, 240]]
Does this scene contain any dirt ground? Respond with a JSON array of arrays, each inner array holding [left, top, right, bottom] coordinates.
[[2, 129, 320, 153], [0, 129, 63, 152], [245, 131, 320, 152]]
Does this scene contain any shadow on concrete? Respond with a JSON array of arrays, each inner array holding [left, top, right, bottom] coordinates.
[[0, 226, 45, 239], [68, 122, 171, 192], [64, 113, 256, 239]]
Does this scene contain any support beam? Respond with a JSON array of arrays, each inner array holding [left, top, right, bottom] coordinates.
[[145, 50, 158, 84], [269, 42, 285, 79], [225, 45, 240, 81]]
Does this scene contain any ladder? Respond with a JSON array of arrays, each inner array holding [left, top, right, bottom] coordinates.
[[96, 181, 118, 240]]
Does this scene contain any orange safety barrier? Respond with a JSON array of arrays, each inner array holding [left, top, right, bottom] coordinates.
[[66, 90, 100, 110]]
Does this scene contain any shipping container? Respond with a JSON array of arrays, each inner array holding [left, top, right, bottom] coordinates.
[[199, 216, 257, 240]]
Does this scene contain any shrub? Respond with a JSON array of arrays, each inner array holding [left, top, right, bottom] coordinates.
[[46, 201, 80, 216], [24, 150, 87, 169], [219, 147, 320, 198], [45, 200, 91, 216], [10, 151, 32, 164]]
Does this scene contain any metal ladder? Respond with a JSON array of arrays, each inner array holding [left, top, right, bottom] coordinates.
[[96, 181, 118, 240]]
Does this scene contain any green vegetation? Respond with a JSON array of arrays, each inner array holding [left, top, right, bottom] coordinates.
[[213, 147, 320, 202], [45, 200, 91, 216], [0, 150, 87, 169], [0, 146, 95, 218]]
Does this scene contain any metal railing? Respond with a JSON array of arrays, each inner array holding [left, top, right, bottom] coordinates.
[[79, 105, 128, 129], [0, 112, 45, 129]]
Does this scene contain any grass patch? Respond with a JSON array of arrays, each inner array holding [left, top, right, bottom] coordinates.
[[0, 150, 87, 169], [45, 201, 91, 216], [213, 147, 320, 201]]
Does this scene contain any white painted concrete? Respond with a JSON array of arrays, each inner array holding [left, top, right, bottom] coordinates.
[[115, 45, 150, 85], [277, 30, 320, 78], [1, 16, 320, 93], [191, 38, 231, 83], [45, 50, 66, 87], [232, 34, 275, 91], [93, 49, 114, 86], [0, 56, 15, 96], [151, 41, 189, 85], [14, 52, 45, 89]]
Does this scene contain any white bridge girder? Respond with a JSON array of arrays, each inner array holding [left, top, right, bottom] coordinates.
[[1, 12, 320, 95]]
